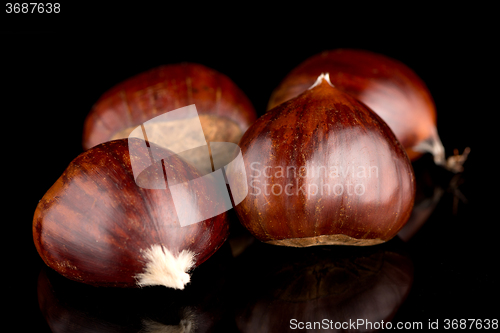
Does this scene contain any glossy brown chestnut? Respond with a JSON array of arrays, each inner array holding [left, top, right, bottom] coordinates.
[[267, 49, 461, 170], [82, 62, 257, 151], [230, 74, 415, 247], [33, 138, 230, 289]]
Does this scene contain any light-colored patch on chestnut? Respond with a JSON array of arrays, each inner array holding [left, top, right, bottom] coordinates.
[[135, 244, 195, 289], [265, 234, 385, 247], [110, 114, 242, 145], [412, 129, 445, 166], [308, 73, 334, 89], [111, 115, 243, 174]]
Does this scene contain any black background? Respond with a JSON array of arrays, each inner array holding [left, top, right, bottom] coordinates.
[[2, 4, 493, 332]]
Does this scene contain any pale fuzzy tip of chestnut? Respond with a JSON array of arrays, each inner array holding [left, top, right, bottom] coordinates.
[[308, 72, 334, 90], [135, 244, 195, 290]]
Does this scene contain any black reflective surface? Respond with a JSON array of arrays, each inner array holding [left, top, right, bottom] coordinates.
[[37, 241, 238, 332], [37, 235, 414, 333], [5, 9, 491, 332]]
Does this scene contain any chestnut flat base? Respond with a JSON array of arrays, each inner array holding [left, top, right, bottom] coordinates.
[[265, 234, 385, 247]]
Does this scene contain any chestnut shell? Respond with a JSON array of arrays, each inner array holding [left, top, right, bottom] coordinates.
[[33, 139, 229, 287], [267, 49, 437, 161], [83, 62, 257, 150], [232, 76, 415, 246]]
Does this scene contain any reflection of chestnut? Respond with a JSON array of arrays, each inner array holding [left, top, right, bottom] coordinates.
[[37, 242, 237, 333], [33, 138, 230, 289], [397, 154, 469, 242], [233, 240, 413, 332], [82, 62, 257, 151]]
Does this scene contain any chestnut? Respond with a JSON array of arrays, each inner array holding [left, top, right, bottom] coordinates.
[[33, 138, 230, 289], [82, 62, 257, 152], [267, 49, 466, 171], [229, 74, 415, 247]]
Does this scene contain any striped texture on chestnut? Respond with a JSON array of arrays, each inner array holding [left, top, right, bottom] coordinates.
[[33, 139, 229, 288], [267, 49, 439, 162], [232, 74, 415, 247], [83, 63, 257, 150]]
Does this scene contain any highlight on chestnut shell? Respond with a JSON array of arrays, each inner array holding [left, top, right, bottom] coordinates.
[[33, 139, 230, 289], [228, 73, 416, 247], [267, 49, 469, 172], [82, 62, 257, 152]]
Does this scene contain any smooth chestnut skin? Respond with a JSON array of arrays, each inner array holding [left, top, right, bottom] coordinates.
[[33, 139, 229, 288], [232, 76, 415, 247], [83, 62, 257, 150], [267, 49, 437, 161]]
